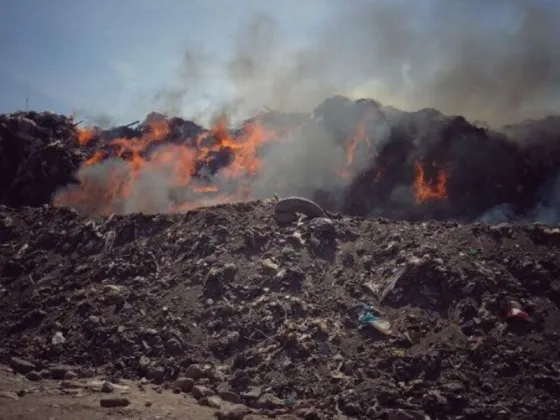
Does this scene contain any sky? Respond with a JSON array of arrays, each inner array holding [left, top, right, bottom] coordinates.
[[0, 0, 336, 123], [1, 0, 559, 126]]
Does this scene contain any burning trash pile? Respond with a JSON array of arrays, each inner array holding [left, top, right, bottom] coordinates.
[[1, 98, 560, 418], [1, 96, 560, 223]]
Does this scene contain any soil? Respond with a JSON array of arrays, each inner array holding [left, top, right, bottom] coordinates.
[[1, 200, 560, 419], [0, 363, 232, 420]]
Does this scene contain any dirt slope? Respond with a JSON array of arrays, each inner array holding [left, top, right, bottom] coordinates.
[[1, 200, 560, 419]]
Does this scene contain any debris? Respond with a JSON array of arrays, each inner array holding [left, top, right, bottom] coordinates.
[[504, 300, 530, 320], [51, 331, 66, 345], [9, 357, 36, 374], [309, 217, 335, 233], [358, 308, 392, 335], [274, 197, 325, 223], [99, 397, 131, 408]]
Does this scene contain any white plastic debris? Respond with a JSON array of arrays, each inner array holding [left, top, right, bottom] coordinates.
[[52, 331, 66, 345]]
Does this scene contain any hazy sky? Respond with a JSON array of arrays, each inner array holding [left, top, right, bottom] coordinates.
[[1, 0, 559, 125], [0, 0, 336, 122]]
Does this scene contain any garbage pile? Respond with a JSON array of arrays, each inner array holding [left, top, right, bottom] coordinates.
[[0, 200, 559, 419], [1, 98, 560, 223], [0, 111, 83, 207]]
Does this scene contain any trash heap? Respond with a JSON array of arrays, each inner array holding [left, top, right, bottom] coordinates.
[[0, 111, 83, 207], [2, 99, 560, 223], [0, 199, 559, 419]]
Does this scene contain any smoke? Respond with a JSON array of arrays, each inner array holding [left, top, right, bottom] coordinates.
[[55, 0, 560, 220], [155, 0, 560, 126]]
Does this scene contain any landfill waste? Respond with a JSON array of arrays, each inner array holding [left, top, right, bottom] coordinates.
[[1, 99, 560, 418], [358, 305, 392, 335], [504, 300, 531, 320]]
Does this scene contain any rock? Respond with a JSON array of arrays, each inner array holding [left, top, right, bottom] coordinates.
[[165, 338, 183, 355], [309, 217, 334, 233], [25, 371, 41, 381], [216, 404, 251, 420], [341, 401, 360, 416], [174, 377, 194, 392], [256, 393, 285, 409], [138, 355, 151, 371], [191, 385, 215, 400], [99, 397, 131, 408], [64, 370, 78, 380], [442, 381, 465, 392], [261, 258, 279, 273], [219, 390, 242, 404], [9, 357, 36, 374], [146, 365, 165, 381], [240, 386, 263, 400], [101, 381, 115, 393], [185, 364, 205, 380], [51, 331, 66, 345], [50, 365, 73, 380], [200, 395, 222, 408]]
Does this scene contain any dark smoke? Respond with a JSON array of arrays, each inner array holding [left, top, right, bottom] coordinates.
[[156, 0, 560, 126]]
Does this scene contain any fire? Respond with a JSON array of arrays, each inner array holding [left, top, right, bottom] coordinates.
[[76, 127, 96, 146], [56, 117, 278, 215], [413, 161, 448, 202], [336, 112, 375, 181], [84, 150, 106, 166], [57, 111, 451, 215]]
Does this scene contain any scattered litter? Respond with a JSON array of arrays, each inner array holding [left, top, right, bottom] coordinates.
[[504, 300, 530, 320], [358, 306, 392, 335]]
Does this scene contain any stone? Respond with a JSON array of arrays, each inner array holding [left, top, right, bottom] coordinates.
[[25, 371, 41, 381], [256, 393, 284, 409], [309, 217, 334, 233], [200, 395, 222, 408], [216, 404, 251, 420], [64, 371, 78, 380], [9, 357, 36, 374], [185, 364, 205, 380], [99, 397, 131, 408], [50, 365, 73, 380], [174, 377, 194, 392], [191, 385, 215, 400], [219, 390, 242, 404], [101, 381, 115, 393]]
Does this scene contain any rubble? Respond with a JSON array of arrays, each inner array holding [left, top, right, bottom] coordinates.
[[1, 201, 559, 419]]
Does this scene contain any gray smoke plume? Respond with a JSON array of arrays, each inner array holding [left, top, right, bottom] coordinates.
[[155, 0, 560, 126]]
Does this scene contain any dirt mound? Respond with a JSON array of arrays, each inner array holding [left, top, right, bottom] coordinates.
[[1, 201, 559, 419]]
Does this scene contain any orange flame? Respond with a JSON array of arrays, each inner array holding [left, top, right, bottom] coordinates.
[[84, 150, 106, 166], [413, 161, 448, 202], [77, 128, 96, 146], [56, 117, 279, 215], [336, 115, 374, 181]]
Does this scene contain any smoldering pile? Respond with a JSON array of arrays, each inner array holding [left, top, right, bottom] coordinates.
[[1, 97, 560, 223]]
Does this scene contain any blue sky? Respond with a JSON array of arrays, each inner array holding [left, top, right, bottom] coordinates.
[[0, 0, 335, 122]]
